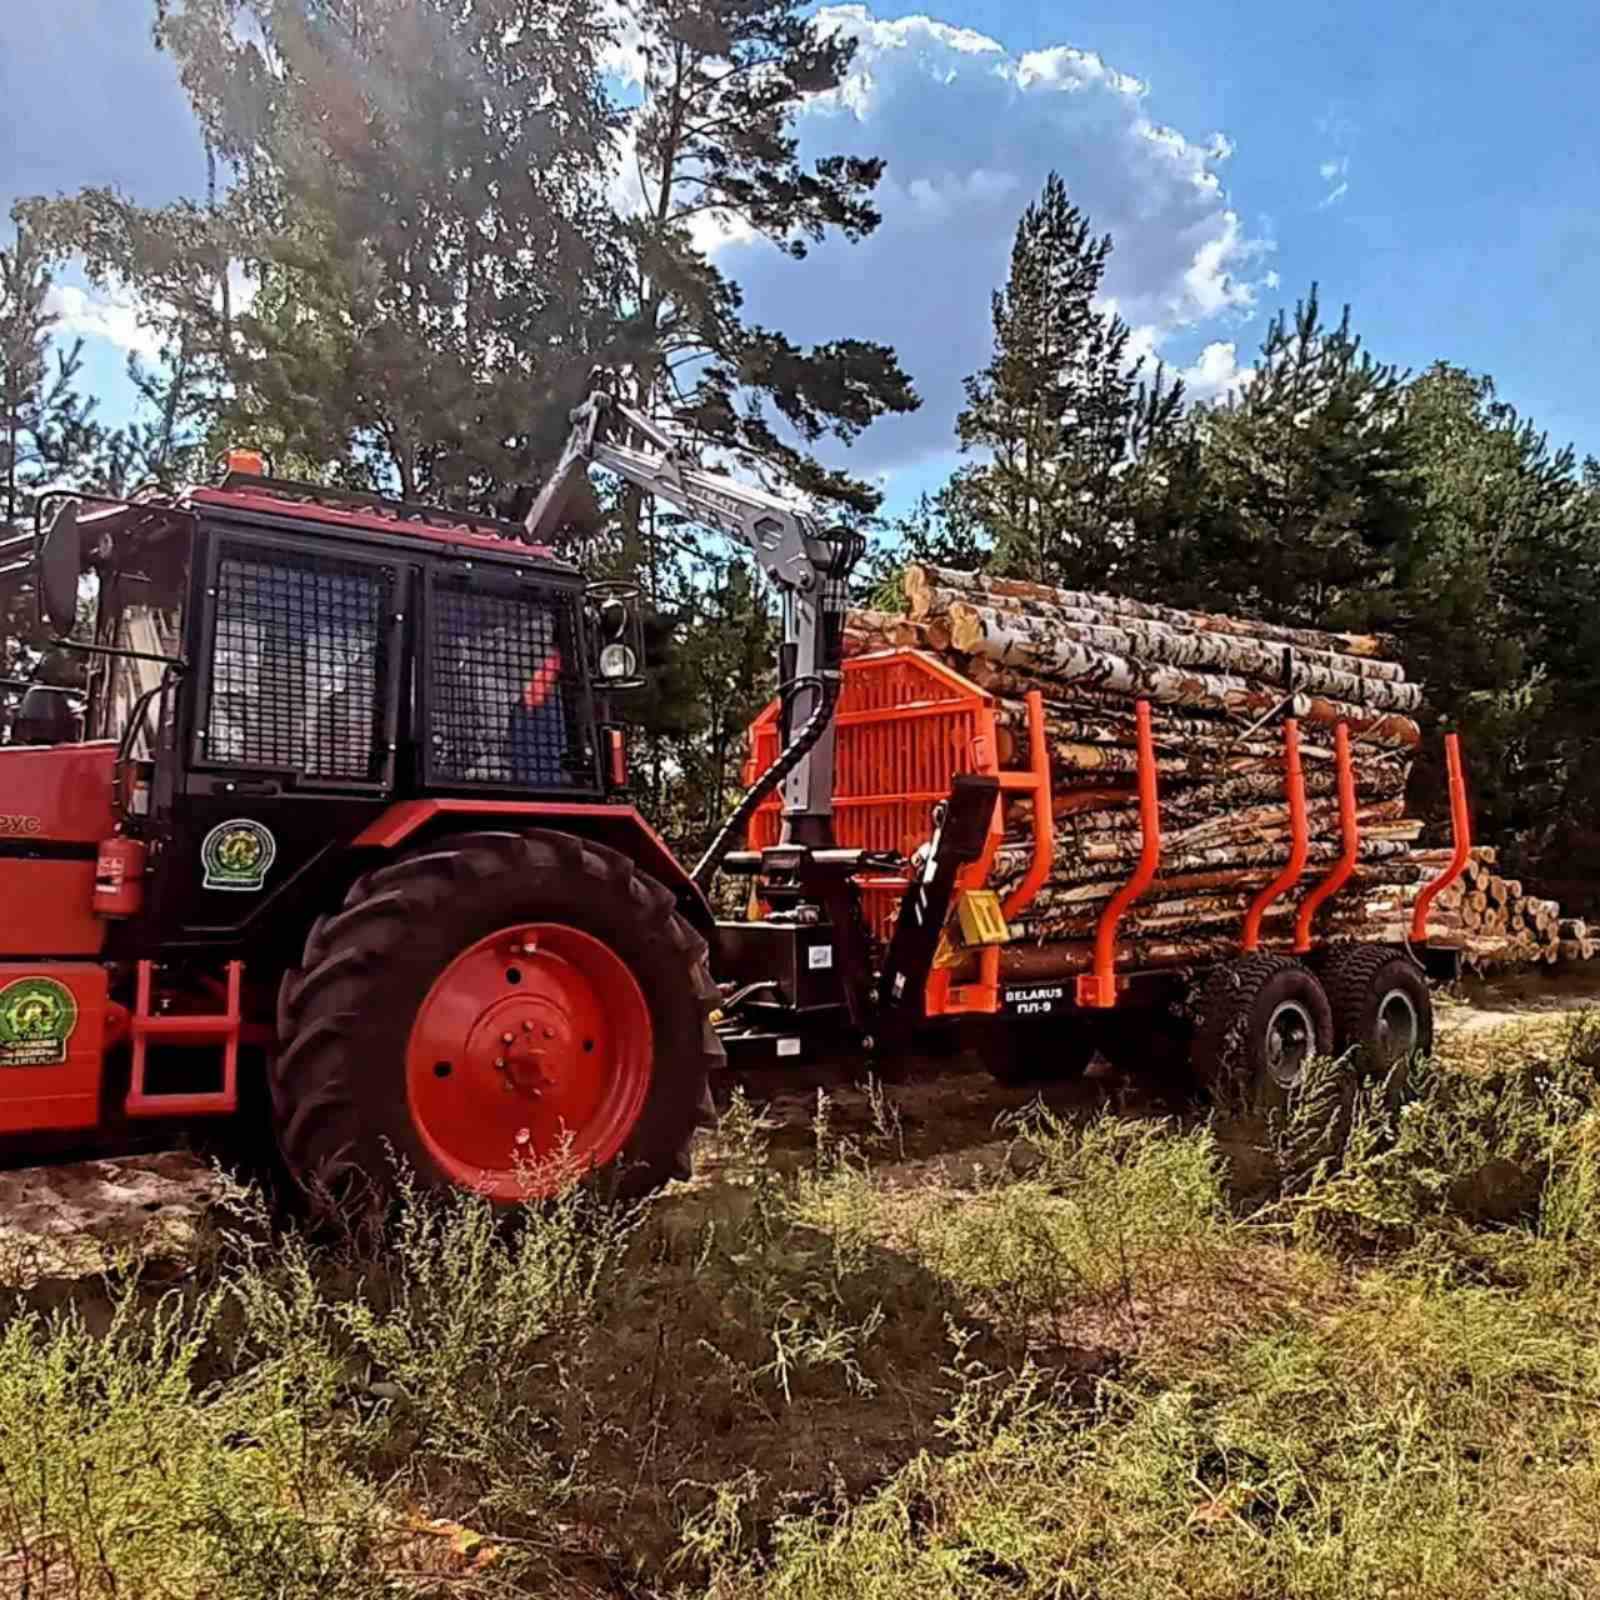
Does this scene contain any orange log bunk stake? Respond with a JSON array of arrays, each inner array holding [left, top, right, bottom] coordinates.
[[1076, 698, 1160, 1009], [1410, 732, 1471, 944], [1293, 721, 1358, 954], [1241, 717, 1308, 953]]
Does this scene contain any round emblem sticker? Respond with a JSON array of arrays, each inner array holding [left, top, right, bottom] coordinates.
[[202, 818, 278, 892], [0, 976, 79, 1068]]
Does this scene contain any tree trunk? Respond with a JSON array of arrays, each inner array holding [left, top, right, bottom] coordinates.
[[947, 599, 1421, 710], [904, 563, 1401, 661]]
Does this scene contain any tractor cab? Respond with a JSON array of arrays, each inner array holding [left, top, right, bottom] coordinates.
[[5, 469, 643, 892]]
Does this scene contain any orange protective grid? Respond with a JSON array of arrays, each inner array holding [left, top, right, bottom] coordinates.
[[745, 649, 1053, 1017], [746, 650, 1000, 943]]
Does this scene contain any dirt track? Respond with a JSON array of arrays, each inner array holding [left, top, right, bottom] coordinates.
[[5, 966, 1599, 1289]]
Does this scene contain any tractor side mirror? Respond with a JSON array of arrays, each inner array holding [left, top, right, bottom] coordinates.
[[37, 500, 82, 635]]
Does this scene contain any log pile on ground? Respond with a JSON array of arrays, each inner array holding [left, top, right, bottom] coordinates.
[[1349, 848, 1594, 969], [840, 566, 1593, 975]]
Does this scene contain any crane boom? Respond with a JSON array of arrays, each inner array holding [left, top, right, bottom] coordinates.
[[524, 389, 863, 849]]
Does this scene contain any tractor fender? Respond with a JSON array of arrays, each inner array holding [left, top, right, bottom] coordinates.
[[350, 800, 713, 937]]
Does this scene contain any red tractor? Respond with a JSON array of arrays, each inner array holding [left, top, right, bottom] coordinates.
[[0, 440, 737, 1201], [0, 389, 1473, 1207]]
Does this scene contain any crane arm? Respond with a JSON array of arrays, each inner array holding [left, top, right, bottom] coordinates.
[[523, 391, 847, 596], [523, 388, 862, 853]]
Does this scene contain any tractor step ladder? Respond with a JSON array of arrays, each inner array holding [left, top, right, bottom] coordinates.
[[125, 959, 243, 1117]]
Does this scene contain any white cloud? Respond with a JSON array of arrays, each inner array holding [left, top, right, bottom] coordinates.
[[714, 6, 1275, 474], [43, 283, 163, 363], [1318, 153, 1349, 207], [1180, 340, 1253, 402]]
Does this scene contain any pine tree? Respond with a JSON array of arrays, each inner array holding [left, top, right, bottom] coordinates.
[[0, 226, 102, 694], [0, 227, 101, 526], [28, 0, 622, 509], [614, 0, 917, 520], [1399, 364, 1600, 884], [1165, 285, 1420, 628], [945, 173, 1182, 588]]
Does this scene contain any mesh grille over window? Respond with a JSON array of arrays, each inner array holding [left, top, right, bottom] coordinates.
[[427, 575, 593, 789], [202, 548, 391, 783]]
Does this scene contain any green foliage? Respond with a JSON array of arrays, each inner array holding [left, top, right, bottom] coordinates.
[[0, 225, 103, 528], [137, 0, 621, 505], [1134, 284, 1422, 628], [945, 172, 1184, 588], [15, 1019, 1600, 1597], [1396, 365, 1600, 887], [1275, 1011, 1600, 1259], [617, 0, 917, 518]]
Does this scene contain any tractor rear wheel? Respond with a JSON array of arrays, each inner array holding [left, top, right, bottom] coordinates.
[[272, 829, 721, 1207]]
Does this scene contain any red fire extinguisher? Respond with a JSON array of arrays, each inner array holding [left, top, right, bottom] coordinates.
[[94, 833, 148, 918]]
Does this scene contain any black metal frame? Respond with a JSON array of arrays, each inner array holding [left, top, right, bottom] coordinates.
[[185, 525, 407, 795]]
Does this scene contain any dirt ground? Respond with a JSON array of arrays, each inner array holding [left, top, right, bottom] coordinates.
[[5, 964, 1599, 1289]]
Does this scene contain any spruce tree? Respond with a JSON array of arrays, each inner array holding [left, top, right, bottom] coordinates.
[[946, 173, 1181, 588]]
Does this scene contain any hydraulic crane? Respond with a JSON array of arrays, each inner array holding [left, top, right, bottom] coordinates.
[[521, 386, 864, 867]]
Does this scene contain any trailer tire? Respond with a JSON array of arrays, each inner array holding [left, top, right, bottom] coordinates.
[[1321, 943, 1432, 1087], [975, 1019, 1099, 1085], [272, 829, 722, 1211], [1192, 954, 1333, 1113]]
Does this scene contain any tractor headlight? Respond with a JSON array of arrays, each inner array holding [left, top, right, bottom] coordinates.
[[585, 579, 646, 691], [599, 642, 637, 681]]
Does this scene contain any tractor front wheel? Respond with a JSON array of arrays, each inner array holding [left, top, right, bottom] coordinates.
[[272, 829, 721, 1207]]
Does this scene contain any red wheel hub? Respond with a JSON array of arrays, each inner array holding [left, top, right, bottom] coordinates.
[[405, 923, 653, 1200]]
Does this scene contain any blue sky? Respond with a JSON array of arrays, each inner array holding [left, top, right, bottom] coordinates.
[[6, 0, 1598, 514]]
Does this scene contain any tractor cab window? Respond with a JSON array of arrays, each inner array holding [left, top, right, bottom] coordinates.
[[86, 518, 189, 755], [425, 572, 595, 790], [92, 601, 181, 755], [198, 542, 397, 787]]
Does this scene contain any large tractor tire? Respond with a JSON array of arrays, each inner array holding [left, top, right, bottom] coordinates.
[[273, 829, 722, 1207], [1320, 943, 1432, 1083], [1191, 953, 1333, 1114]]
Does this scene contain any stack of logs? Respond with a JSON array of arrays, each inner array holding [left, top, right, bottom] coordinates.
[[841, 565, 1592, 975], [1353, 848, 1593, 967]]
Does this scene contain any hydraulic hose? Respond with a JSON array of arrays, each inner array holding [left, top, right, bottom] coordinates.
[[691, 671, 840, 891]]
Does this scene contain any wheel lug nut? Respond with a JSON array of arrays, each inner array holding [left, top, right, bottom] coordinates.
[[502, 1031, 515, 1044], [494, 1057, 506, 1069], [522, 1020, 534, 1032], [544, 1027, 555, 1039]]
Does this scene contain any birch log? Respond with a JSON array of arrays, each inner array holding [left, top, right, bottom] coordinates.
[[947, 600, 1422, 712], [904, 563, 1402, 661]]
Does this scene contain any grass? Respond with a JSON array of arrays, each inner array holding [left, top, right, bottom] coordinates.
[[3, 1016, 1600, 1597]]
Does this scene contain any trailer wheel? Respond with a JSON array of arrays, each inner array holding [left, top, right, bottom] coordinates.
[[1321, 943, 1432, 1081], [975, 1018, 1099, 1084], [1192, 954, 1333, 1112], [272, 829, 722, 1208]]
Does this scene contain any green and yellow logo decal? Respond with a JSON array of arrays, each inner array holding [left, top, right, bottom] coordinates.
[[0, 977, 79, 1068], [201, 817, 277, 892]]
